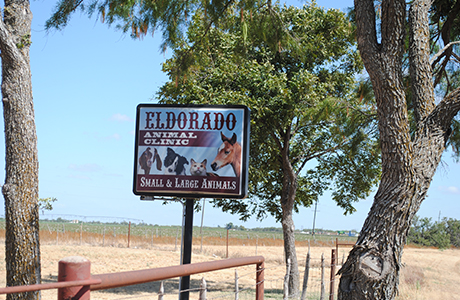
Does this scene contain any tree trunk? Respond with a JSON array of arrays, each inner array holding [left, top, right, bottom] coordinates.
[[0, 1, 41, 299], [338, 114, 450, 299], [338, 0, 460, 299], [282, 205, 300, 297], [281, 132, 300, 297]]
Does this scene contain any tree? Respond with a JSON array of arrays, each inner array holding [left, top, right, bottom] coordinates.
[[337, 0, 460, 299], [0, 0, 41, 299], [157, 4, 380, 295]]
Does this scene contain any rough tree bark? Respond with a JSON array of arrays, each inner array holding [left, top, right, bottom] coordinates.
[[0, 1, 41, 299], [338, 0, 460, 299]]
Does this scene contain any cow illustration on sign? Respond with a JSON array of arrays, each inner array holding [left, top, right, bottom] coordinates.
[[211, 132, 242, 177], [139, 147, 162, 174]]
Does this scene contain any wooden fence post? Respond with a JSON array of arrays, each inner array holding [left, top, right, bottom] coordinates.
[[175, 228, 179, 251], [158, 281, 164, 300], [300, 247, 311, 300], [329, 249, 336, 300], [199, 277, 207, 300], [320, 253, 325, 300], [235, 269, 239, 300], [128, 222, 131, 248]]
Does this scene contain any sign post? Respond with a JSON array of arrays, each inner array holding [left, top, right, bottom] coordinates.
[[133, 104, 250, 300], [179, 198, 194, 300]]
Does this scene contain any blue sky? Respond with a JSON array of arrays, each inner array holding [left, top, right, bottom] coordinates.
[[0, 0, 458, 231]]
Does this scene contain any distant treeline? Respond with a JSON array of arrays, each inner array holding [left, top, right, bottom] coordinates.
[[407, 216, 460, 249], [31, 218, 354, 235]]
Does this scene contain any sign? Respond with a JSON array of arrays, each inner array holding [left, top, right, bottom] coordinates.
[[133, 104, 250, 199]]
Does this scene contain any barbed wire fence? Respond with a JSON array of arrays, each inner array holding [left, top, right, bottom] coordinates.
[[88, 256, 343, 300], [0, 214, 351, 300], [0, 214, 355, 250]]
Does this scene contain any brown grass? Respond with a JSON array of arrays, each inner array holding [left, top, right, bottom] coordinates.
[[0, 238, 458, 299]]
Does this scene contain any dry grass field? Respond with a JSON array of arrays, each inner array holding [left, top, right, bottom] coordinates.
[[0, 241, 458, 300]]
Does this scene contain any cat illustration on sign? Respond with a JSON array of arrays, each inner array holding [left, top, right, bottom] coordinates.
[[190, 159, 220, 177]]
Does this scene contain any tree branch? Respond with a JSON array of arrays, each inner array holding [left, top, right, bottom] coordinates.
[[0, 17, 24, 66], [409, 0, 436, 123], [430, 41, 460, 65], [440, 0, 460, 47], [380, 0, 406, 56], [431, 88, 460, 130], [354, 0, 380, 71]]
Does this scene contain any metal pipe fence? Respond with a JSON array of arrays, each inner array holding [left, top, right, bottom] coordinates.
[[0, 256, 265, 300]]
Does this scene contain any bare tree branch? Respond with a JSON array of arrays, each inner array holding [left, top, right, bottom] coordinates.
[[430, 41, 460, 65]]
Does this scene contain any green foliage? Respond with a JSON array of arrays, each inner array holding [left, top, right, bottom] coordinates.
[[427, 0, 460, 157], [38, 197, 57, 213], [46, 0, 260, 51], [157, 4, 381, 221], [16, 34, 32, 49], [407, 215, 454, 249], [45, 0, 381, 222], [445, 218, 460, 247], [225, 222, 247, 230]]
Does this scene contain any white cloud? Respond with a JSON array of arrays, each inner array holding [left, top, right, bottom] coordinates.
[[110, 113, 133, 122], [107, 133, 121, 140], [68, 174, 91, 180], [68, 164, 102, 172], [438, 186, 460, 194]]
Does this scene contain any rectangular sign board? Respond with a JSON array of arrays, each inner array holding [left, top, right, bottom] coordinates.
[[133, 104, 250, 199]]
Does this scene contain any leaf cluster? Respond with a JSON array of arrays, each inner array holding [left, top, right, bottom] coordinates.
[[38, 197, 57, 212], [45, 0, 262, 51]]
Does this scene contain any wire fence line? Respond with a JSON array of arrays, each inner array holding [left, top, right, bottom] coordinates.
[[1, 226, 352, 251], [0, 216, 352, 300], [0, 214, 358, 248], [92, 255, 343, 300]]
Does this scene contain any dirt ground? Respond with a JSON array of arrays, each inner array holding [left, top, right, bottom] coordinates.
[[0, 244, 459, 300]]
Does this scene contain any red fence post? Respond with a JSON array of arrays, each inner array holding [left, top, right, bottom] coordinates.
[[329, 249, 336, 300], [58, 256, 91, 300], [256, 261, 264, 300]]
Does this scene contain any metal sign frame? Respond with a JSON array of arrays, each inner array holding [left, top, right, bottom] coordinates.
[[133, 104, 250, 199]]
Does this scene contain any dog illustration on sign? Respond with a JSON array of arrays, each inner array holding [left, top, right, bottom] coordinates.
[[211, 132, 242, 177], [164, 147, 189, 175], [139, 147, 162, 175]]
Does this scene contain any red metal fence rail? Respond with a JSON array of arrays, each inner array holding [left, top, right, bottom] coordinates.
[[0, 255, 265, 300]]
